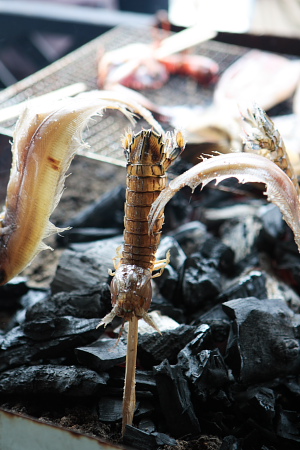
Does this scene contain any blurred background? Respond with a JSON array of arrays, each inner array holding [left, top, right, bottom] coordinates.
[[0, 0, 299, 89]]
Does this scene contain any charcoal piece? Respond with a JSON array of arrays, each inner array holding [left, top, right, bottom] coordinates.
[[109, 367, 157, 394], [0, 318, 101, 372], [123, 425, 177, 450], [199, 237, 235, 273], [240, 387, 275, 428], [137, 325, 195, 368], [192, 304, 231, 345], [178, 347, 229, 402], [258, 203, 286, 241], [25, 284, 110, 322], [51, 236, 123, 293], [23, 316, 100, 341], [98, 396, 123, 422], [138, 418, 155, 433], [153, 265, 179, 302], [58, 227, 122, 245], [181, 255, 222, 312], [57, 185, 125, 232], [150, 294, 184, 323], [0, 277, 29, 308], [223, 297, 300, 383], [0, 364, 108, 396], [277, 409, 300, 443], [75, 337, 126, 371], [218, 271, 268, 303], [170, 220, 209, 255], [219, 435, 243, 450], [156, 236, 186, 271], [154, 359, 201, 437], [220, 215, 263, 263]]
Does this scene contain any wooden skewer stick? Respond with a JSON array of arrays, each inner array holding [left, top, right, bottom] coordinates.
[[122, 316, 139, 436]]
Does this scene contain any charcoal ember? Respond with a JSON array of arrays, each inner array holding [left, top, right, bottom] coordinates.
[[220, 215, 263, 263], [57, 185, 125, 244], [153, 265, 179, 303], [154, 359, 201, 437], [0, 277, 29, 309], [51, 236, 123, 293], [198, 237, 235, 273], [156, 236, 186, 271], [75, 337, 126, 371], [123, 425, 177, 450], [178, 347, 229, 403], [0, 318, 101, 371], [170, 220, 209, 256], [181, 255, 222, 312], [137, 325, 195, 368], [0, 364, 108, 396], [25, 284, 110, 322], [237, 386, 275, 428], [58, 227, 122, 245], [277, 409, 300, 443], [218, 270, 268, 303], [223, 297, 300, 383]]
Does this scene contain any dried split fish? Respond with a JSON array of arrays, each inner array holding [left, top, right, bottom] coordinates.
[[0, 91, 162, 286]]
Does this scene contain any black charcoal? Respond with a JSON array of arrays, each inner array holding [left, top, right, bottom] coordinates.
[[98, 396, 123, 422], [51, 236, 123, 293], [218, 271, 268, 303], [181, 255, 222, 312], [138, 325, 195, 368], [258, 203, 286, 240], [239, 386, 276, 428], [277, 409, 300, 443], [123, 425, 177, 450], [154, 359, 200, 437], [138, 418, 156, 433], [178, 348, 229, 402], [0, 277, 29, 308], [199, 237, 235, 273], [25, 284, 110, 322], [150, 294, 184, 323], [153, 265, 179, 303], [108, 367, 157, 394], [170, 221, 209, 255], [223, 297, 300, 383], [0, 318, 101, 371], [76, 337, 126, 371], [219, 435, 243, 450], [156, 236, 186, 271], [0, 364, 108, 396], [192, 304, 231, 346]]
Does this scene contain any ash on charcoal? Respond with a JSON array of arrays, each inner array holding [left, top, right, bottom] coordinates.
[[220, 215, 263, 263], [0, 277, 29, 308], [123, 425, 177, 450], [223, 297, 300, 383], [181, 254, 222, 312], [25, 284, 110, 322], [0, 317, 101, 371], [170, 221, 209, 256], [51, 236, 123, 293], [217, 270, 268, 303], [137, 324, 195, 368], [154, 359, 201, 438], [57, 185, 125, 245], [0, 364, 108, 396], [75, 337, 126, 371]]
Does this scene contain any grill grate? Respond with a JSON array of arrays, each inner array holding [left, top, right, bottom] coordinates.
[[0, 26, 248, 165]]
